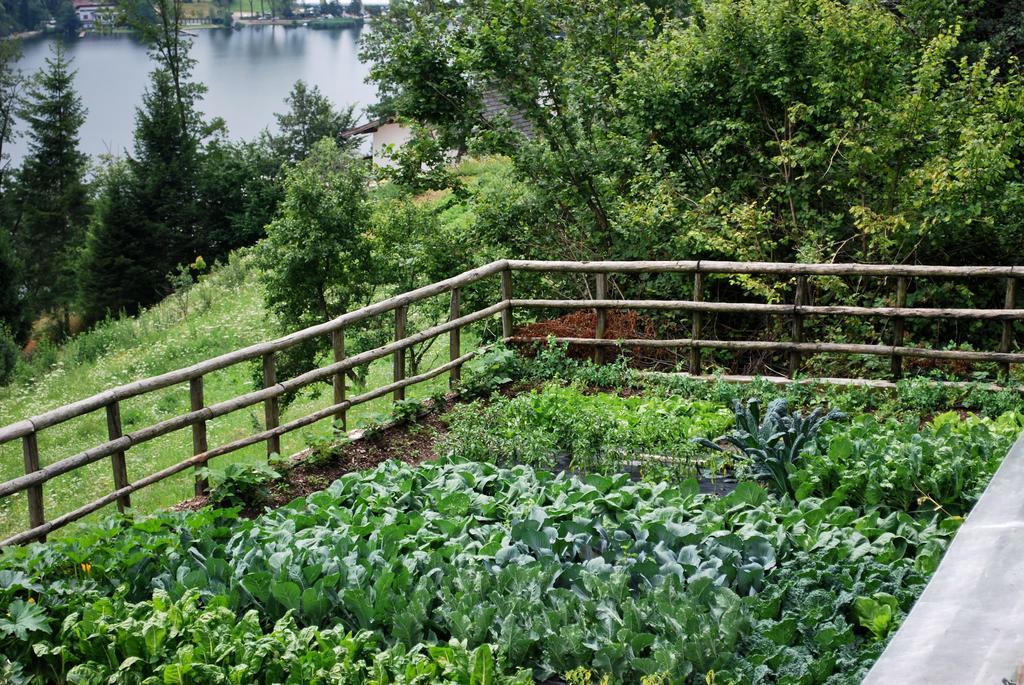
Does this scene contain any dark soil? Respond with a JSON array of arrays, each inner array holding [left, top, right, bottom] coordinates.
[[175, 400, 454, 518]]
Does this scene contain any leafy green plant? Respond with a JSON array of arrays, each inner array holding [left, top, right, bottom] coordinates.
[[440, 384, 733, 479], [0, 599, 50, 641], [458, 344, 522, 397], [200, 461, 282, 508], [792, 411, 1023, 514], [696, 398, 845, 498], [853, 593, 900, 641], [391, 397, 427, 424], [0, 456, 965, 684], [893, 377, 955, 415]]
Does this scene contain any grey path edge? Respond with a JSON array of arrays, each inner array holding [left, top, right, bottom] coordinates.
[[863, 430, 1024, 685]]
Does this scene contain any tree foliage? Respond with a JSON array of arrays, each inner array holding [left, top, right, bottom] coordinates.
[[197, 136, 284, 262], [366, 0, 1024, 270], [271, 79, 357, 164], [0, 0, 80, 36], [77, 160, 154, 324], [79, 0, 217, 324], [257, 139, 374, 388], [0, 223, 26, 344], [0, 39, 22, 188]]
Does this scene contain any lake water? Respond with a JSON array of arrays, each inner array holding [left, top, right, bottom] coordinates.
[[9, 26, 376, 164]]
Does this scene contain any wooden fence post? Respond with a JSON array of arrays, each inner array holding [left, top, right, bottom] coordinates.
[[262, 353, 280, 459], [394, 306, 407, 402], [449, 288, 461, 388], [690, 272, 703, 374], [331, 328, 346, 429], [595, 273, 608, 365], [1001, 277, 1018, 379], [500, 268, 514, 339], [891, 277, 908, 380], [22, 432, 44, 541], [105, 401, 131, 512], [789, 276, 807, 377], [189, 377, 209, 496]]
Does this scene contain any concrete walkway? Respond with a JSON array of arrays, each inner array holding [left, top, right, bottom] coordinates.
[[863, 432, 1024, 685]]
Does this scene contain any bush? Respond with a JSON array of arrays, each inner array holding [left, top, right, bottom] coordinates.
[[200, 461, 282, 508], [792, 411, 1024, 514]]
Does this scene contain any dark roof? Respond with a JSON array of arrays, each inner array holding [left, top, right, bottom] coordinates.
[[340, 118, 395, 138], [480, 89, 534, 138]]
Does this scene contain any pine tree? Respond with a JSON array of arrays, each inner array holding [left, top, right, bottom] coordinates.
[[76, 161, 155, 325], [0, 221, 26, 384], [13, 42, 89, 333], [129, 66, 203, 270], [78, 66, 208, 324], [272, 80, 356, 164], [0, 40, 23, 190]]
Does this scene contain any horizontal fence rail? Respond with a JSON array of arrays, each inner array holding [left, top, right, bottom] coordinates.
[[0, 259, 1020, 545]]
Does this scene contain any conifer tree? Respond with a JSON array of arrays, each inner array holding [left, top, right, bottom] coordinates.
[[76, 161, 153, 325], [0, 40, 23, 191], [12, 42, 89, 333], [272, 80, 356, 164], [79, 0, 214, 324], [129, 66, 203, 270]]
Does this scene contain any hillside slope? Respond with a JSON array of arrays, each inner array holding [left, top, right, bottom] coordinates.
[[0, 251, 453, 539]]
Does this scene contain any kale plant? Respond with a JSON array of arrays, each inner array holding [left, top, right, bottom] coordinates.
[[696, 398, 845, 498]]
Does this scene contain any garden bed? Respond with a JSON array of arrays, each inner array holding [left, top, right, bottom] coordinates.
[[3, 353, 1023, 684]]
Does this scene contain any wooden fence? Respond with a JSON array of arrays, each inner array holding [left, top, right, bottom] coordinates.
[[0, 259, 1020, 545]]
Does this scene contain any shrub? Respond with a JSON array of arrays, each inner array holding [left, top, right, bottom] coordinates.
[[200, 461, 282, 508]]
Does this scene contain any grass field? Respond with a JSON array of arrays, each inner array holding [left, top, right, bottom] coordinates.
[[0, 252, 469, 541]]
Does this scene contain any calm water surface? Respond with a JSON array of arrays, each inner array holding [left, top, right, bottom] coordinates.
[[10, 26, 376, 163]]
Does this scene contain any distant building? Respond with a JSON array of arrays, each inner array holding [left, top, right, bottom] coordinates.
[[341, 90, 534, 168], [341, 118, 415, 168], [72, 0, 114, 29]]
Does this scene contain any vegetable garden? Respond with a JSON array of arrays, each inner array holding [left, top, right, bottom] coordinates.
[[2, 348, 1022, 684]]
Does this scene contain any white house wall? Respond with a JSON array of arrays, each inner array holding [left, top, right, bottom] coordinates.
[[371, 123, 414, 168]]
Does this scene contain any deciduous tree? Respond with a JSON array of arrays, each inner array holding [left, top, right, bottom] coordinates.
[[257, 139, 375, 392]]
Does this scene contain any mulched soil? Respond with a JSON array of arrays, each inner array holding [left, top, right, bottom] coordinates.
[[511, 310, 679, 368], [175, 400, 455, 518]]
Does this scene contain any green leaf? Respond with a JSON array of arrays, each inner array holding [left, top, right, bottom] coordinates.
[[470, 643, 494, 685], [853, 593, 899, 640], [511, 520, 549, 550], [0, 600, 50, 641], [163, 664, 184, 685], [301, 587, 330, 624], [270, 580, 302, 613], [143, 623, 168, 657]]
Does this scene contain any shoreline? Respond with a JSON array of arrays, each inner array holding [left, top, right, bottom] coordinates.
[[3, 17, 364, 41], [3, 29, 44, 41]]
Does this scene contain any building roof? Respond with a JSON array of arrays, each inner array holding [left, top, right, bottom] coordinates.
[[480, 89, 534, 138], [340, 118, 395, 138]]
